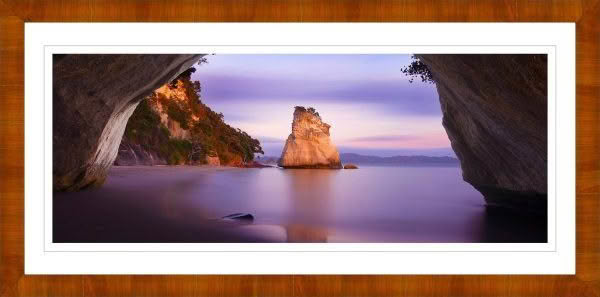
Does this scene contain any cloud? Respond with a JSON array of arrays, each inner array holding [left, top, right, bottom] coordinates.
[[339, 132, 450, 149], [195, 73, 441, 116], [186, 54, 450, 157]]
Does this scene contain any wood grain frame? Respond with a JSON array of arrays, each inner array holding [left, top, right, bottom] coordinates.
[[1, 1, 598, 296]]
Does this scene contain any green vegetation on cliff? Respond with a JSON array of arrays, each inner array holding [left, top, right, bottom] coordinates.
[[122, 66, 263, 165], [123, 99, 193, 165]]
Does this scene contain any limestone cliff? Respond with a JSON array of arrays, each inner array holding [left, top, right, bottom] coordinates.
[[416, 54, 547, 214], [152, 81, 194, 140], [53, 54, 203, 191], [113, 80, 194, 166], [114, 70, 263, 168], [278, 107, 342, 169]]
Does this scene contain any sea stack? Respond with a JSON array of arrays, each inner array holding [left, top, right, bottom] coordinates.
[[278, 106, 342, 169]]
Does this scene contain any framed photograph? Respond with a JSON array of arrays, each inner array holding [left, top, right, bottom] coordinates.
[[1, 1, 598, 296]]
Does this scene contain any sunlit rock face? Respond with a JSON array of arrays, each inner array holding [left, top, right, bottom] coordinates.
[[152, 82, 192, 140], [53, 54, 203, 191], [278, 107, 342, 169], [417, 54, 547, 214]]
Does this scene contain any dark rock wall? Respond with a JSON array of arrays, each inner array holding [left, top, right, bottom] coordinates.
[[113, 140, 167, 166], [417, 54, 547, 213], [53, 54, 203, 191]]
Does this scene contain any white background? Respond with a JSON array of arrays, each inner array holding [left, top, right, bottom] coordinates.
[[25, 23, 575, 274]]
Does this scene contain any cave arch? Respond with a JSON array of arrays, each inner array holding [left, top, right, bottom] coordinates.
[[53, 54, 204, 191], [416, 54, 547, 214]]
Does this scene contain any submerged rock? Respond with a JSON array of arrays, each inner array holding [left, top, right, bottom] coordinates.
[[343, 164, 359, 169], [278, 107, 342, 169], [222, 213, 254, 221], [417, 54, 547, 214]]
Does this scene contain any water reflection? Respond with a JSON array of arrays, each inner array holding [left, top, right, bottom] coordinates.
[[282, 169, 338, 242], [53, 166, 547, 243]]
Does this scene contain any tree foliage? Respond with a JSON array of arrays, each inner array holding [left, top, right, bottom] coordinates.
[[400, 55, 434, 84], [123, 98, 190, 165], [189, 103, 263, 164], [295, 106, 320, 118]]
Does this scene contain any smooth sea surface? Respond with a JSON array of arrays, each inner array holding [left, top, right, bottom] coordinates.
[[53, 165, 547, 243]]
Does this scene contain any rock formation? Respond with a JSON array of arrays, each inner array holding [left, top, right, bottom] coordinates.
[[343, 164, 358, 169], [113, 141, 167, 166], [416, 54, 547, 214], [112, 81, 193, 167], [278, 107, 342, 169], [152, 81, 193, 139], [53, 54, 203, 191], [205, 154, 221, 166]]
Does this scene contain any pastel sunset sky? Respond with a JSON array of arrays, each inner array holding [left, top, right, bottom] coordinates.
[[191, 54, 454, 157]]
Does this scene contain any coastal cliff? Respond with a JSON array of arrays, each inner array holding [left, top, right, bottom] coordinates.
[[115, 68, 263, 167], [416, 54, 547, 213], [278, 107, 342, 169]]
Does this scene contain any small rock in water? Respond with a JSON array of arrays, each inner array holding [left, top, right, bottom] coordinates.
[[222, 213, 254, 221], [344, 164, 359, 169]]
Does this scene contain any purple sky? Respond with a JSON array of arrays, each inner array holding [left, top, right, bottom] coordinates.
[[191, 54, 454, 157]]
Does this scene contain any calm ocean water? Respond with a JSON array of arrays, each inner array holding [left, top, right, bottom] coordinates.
[[53, 166, 547, 243]]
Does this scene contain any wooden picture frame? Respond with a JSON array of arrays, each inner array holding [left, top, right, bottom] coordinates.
[[1, 1, 598, 296]]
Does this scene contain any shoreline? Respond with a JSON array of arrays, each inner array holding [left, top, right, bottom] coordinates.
[[54, 165, 283, 243], [112, 163, 276, 170]]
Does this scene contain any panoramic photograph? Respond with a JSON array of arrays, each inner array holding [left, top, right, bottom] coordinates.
[[52, 53, 548, 243]]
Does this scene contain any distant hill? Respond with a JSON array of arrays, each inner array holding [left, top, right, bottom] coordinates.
[[340, 153, 459, 166], [255, 153, 459, 166], [255, 155, 280, 165]]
